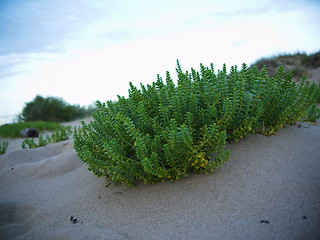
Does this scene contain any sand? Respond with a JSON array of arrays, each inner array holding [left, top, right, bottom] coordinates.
[[0, 119, 319, 240]]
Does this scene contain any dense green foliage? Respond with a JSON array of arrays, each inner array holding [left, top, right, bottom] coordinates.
[[18, 95, 88, 122], [0, 121, 63, 138], [74, 61, 319, 187]]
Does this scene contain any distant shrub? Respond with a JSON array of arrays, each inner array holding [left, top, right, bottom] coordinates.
[[74, 61, 319, 187], [21, 138, 38, 149], [0, 141, 8, 154], [301, 52, 320, 68], [18, 95, 87, 122], [252, 51, 320, 79], [85, 102, 98, 115], [0, 121, 63, 138], [50, 126, 73, 143], [21, 126, 73, 149]]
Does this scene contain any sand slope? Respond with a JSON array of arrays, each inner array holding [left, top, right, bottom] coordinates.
[[0, 121, 319, 240]]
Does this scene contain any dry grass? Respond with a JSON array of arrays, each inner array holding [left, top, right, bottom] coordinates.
[[251, 51, 320, 82]]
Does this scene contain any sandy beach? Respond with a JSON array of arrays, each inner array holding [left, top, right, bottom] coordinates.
[[0, 119, 319, 240]]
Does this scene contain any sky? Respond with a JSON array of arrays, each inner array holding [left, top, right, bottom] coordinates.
[[0, 0, 319, 125]]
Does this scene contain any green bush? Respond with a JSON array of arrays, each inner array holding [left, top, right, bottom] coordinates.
[[18, 95, 87, 122], [0, 121, 63, 138], [0, 141, 8, 154], [74, 61, 319, 187]]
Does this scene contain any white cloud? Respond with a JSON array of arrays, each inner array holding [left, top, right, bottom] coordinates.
[[0, 0, 319, 124]]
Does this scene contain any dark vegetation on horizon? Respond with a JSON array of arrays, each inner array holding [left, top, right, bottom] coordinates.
[[251, 51, 320, 81], [17, 95, 96, 122], [0, 95, 96, 138]]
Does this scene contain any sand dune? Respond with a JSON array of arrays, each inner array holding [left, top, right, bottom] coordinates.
[[0, 120, 319, 240]]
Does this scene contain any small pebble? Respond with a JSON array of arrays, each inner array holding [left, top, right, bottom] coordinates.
[[260, 220, 270, 224], [70, 216, 78, 224]]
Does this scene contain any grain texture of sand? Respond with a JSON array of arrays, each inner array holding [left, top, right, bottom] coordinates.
[[0, 119, 319, 240]]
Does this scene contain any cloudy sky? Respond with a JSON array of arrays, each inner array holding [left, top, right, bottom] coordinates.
[[0, 0, 319, 124]]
